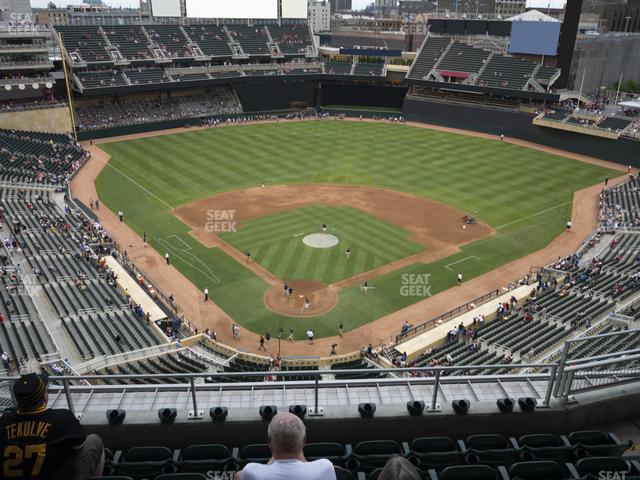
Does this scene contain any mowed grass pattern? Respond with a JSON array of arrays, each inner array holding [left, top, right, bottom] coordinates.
[[220, 205, 424, 283], [96, 121, 621, 339]]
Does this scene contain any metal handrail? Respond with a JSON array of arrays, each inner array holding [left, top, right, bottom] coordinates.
[[395, 288, 502, 344]]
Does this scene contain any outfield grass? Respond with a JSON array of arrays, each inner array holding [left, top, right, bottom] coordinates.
[[219, 205, 425, 283], [96, 120, 621, 339]]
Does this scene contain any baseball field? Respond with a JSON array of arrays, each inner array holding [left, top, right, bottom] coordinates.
[[94, 120, 620, 339]]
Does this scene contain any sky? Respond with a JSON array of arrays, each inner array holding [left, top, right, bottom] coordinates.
[[30, 0, 373, 11]]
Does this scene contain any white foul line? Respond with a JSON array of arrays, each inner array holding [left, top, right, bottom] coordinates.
[[445, 256, 480, 271], [495, 201, 572, 231], [105, 163, 174, 210]]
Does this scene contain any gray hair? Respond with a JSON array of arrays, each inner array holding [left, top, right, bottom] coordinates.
[[267, 412, 306, 455], [379, 455, 421, 480]]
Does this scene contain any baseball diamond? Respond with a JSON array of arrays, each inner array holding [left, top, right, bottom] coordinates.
[[4, 11, 640, 478], [92, 120, 621, 341]]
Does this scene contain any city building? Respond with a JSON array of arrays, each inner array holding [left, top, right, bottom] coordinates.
[[309, 0, 332, 33]]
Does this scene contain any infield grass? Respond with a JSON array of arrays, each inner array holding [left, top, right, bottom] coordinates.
[[219, 205, 425, 283], [95, 120, 621, 339]]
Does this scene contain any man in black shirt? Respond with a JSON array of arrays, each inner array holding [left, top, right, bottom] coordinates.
[[1, 373, 104, 479]]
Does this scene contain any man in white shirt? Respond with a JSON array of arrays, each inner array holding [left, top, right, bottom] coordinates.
[[237, 412, 336, 480]]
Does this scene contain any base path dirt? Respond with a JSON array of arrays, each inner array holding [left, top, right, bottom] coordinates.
[[264, 280, 338, 317], [174, 183, 493, 296], [72, 117, 630, 357]]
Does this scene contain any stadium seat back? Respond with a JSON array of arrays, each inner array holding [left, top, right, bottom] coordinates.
[[569, 430, 615, 446], [465, 434, 507, 450], [155, 474, 208, 480], [575, 456, 629, 476], [353, 440, 402, 456], [182, 444, 232, 461], [236, 443, 271, 464], [438, 464, 497, 480], [115, 446, 175, 478], [178, 444, 233, 472], [411, 437, 457, 453], [569, 431, 631, 457], [334, 465, 355, 480], [518, 434, 563, 448], [508, 460, 564, 480], [304, 442, 349, 465]]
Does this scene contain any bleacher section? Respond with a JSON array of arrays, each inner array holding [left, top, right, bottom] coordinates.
[[478, 54, 537, 90], [102, 26, 153, 61], [601, 176, 640, 228], [1, 190, 162, 361], [125, 68, 170, 85], [56, 23, 314, 70], [183, 25, 233, 57], [75, 87, 242, 130], [407, 37, 451, 80], [407, 35, 558, 93], [55, 26, 111, 64], [353, 62, 384, 76], [268, 24, 312, 55], [98, 430, 636, 479], [437, 41, 490, 75], [76, 70, 127, 89], [99, 351, 215, 384], [0, 129, 86, 184], [599, 116, 633, 132], [534, 64, 560, 84], [145, 25, 191, 58], [227, 25, 270, 56], [0, 277, 54, 362], [325, 59, 353, 75]]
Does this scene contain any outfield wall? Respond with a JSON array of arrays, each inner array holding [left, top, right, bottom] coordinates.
[[319, 83, 408, 109], [403, 97, 640, 168], [234, 79, 316, 112]]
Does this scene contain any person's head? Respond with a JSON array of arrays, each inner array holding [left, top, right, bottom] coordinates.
[[13, 373, 49, 413], [267, 412, 306, 459], [378, 455, 421, 480]]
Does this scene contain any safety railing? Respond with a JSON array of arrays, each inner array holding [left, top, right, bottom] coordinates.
[[395, 288, 502, 344], [557, 351, 640, 400], [0, 362, 556, 417]]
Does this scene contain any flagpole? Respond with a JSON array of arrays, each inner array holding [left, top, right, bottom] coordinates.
[[577, 70, 585, 111], [614, 72, 623, 107]]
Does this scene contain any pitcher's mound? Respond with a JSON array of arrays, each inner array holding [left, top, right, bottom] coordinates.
[[264, 279, 338, 317], [303, 233, 339, 249]]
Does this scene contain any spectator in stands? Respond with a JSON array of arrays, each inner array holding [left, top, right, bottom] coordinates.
[[237, 412, 336, 480], [379, 455, 421, 480], [0, 373, 105, 480]]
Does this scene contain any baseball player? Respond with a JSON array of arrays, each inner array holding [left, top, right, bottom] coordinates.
[[300, 296, 310, 314], [288, 287, 294, 300], [322, 223, 327, 234], [345, 247, 351, 258], [283, 282, 289, 297], [362, 280, 369, 294], [245, 251, 252, 263]]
